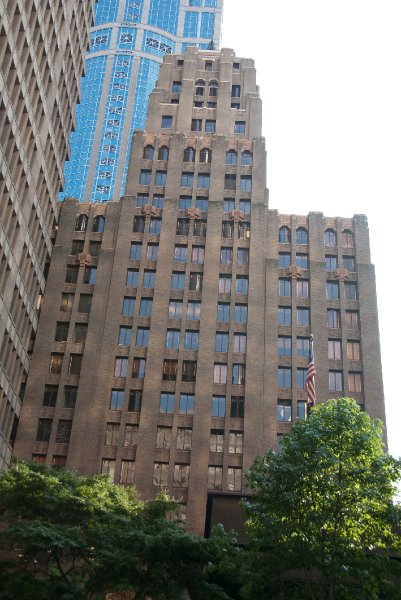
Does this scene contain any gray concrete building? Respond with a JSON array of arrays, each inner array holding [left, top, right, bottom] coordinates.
[[14, 48, 385, 535], [0, 0, 95, 467]]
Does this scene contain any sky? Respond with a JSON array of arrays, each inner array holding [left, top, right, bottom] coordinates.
[[222, 0, 401, 458]]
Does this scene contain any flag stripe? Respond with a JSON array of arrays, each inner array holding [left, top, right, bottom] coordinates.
[[305, 340, 316, 406]]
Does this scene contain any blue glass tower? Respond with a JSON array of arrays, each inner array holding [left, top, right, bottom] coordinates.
[[60, 0, 223, 203]]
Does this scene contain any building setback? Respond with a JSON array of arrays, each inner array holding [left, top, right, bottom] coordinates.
[[0, 0, 95, 468], [59, 0, 223, 204], [14, 48, 386, 535]]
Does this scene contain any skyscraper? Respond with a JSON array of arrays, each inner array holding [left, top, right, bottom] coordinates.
[[60, 0, 223, 204], [0, 0, 95, 468], [14, 48, 385, 536]]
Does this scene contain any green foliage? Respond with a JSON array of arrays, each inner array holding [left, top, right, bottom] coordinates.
[[0, 462, 238, 600], [242, 398, 401, 600]]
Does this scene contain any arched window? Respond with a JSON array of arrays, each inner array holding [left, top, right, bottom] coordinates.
[[241, 151, 253, 166], [158, 146, 169, 161], [183, 147, 195, 162], [342, 230, 354, 248], [324, 229, 337, 247], [225, 150, 237, 165], [200, 148, 212, 163], [195, 79, 205, 96], [75, 214, 88, 232], [208, 80, 218, 97], [92, 215, 105, 233], [296, 228, 308, 245], [143, 145, 154, 159], [279, 226, 291, 243]]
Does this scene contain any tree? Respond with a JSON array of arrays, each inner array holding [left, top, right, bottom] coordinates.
[[0, 463, 239, 600], [242, 398, 401, 600]]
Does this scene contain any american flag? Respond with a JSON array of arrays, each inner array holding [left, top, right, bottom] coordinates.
[[305, 338, 316, 407]]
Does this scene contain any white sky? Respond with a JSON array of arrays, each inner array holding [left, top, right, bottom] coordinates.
[[222, 0, 401, 458]]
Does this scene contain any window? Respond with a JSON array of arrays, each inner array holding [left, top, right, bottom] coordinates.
[[118, 326, 132, 346], [232, 363, 246, 385], [297, 307, 310, 327], [347, 340, 360, 361], [130, 242, 142, 259], [233, 333, 247, 353], [229, 431, 243, 454], [64, 386, 77, 408], [128, 390, 142, 412], [224, 174, 236, 190], [279, 226, 291, 243], [234, 121, 245, 134], [237, 248, 249, 266], [139, 298, 153, 317], [36, 419, 52, 442], [182, 360, 197, 382], [120, 461, 135, 484], [114, 357, 128, 378], [83, 267, 97, 285], [160, 393, 175, 414], [191, 118, 202, 131], [195, 197, 208, 211], [241, 151, 253, 165], [217, 302, 230, 322], [222, 221, 234, 238], [297, 337, 310, 357], [220, 247, 232, 265], [136, 327, 149, 347], [189, 272, 203, 291], [191, 246, 204, 264], [105, 423, 119, 446], [200, 148, 212, 163], [328, 339, 342, 359], [234, 304, 248, 323], [279, 253, 291, 268], [278, 306, 291, 326], [122, 296, 135, 316], [101, 459, 115, 483], [132, 357, 146, 378], [49, 353, 63, 374], [181, 172, 194, 188], [184, 330, 199, 350], [133, 216, 145, 233], [155, 171, 166, 187], [161, 115, 173, 128], [226, 150, 237, 165], [324, 229, 337, 247], [65, 265, 78, 284], [277, 400, 292, 422], [279, 278, 291, 297], [70, 240, 84, 255], [230, 396, 244, 418], [143, 270, 155, 288], [278, 367, 291, 388], [344, 282, 357, 300], [326, 281, 339, 300], [342, 230, 354, 247], [343, 256, 355, 271], [212, 396, 226, 417], [214, 363, 227, 384], [183, 147, 195, 162], [348, 372, 363, 393], [136, 194, 149, 207], [208, 80, 218, 96], [89, 242, 101, 257], [296, 228, 308, 244], [139, 169, 151, 185], [43, 385, 58, 407], [345, 310, 359, 330], [297, 280, 309, 298], [205, 120, 216, 133], [210, 429, 224, 453], [195, 79, 205, 95], [153, 462, 168, 486], [329, 370, 343, 391], [231, 84, 241, 97], [146, 243, 158, 261], [110, 389, 124, 410], [55, 322, 69, 342], [325, 255, 337, 270], [327, 309, 340, 328], [239, 199, 251, 214], [227, 467, 242, 491], [179, 394, 195, 414], [174, 464, 190, 487], [187, 301, 201, 320], [224, 198, 235, 212], [240, 175, 252, 192], [148, 218, 161, 235], [215, 332, 229, 352], [197, 173, 210, 189], [176, 428, 192, 450], [156, 426, 172, 449], [278, 336, 291, 356], [208, 466, 223, 490], [176, 218, 190, 235], [168, 300, 183, 319], [236, 276, 248, 294], [143, 145, 154, 159], [75, 215, 88, 231], [297, 368, 307, 389], [92, 216, 105, 233], [166, 329, 180, 349], [238, 221, 250, 239], [297, 401, 307, 419], [124, 424, 138, 447], [296, 254, 309, 269]]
